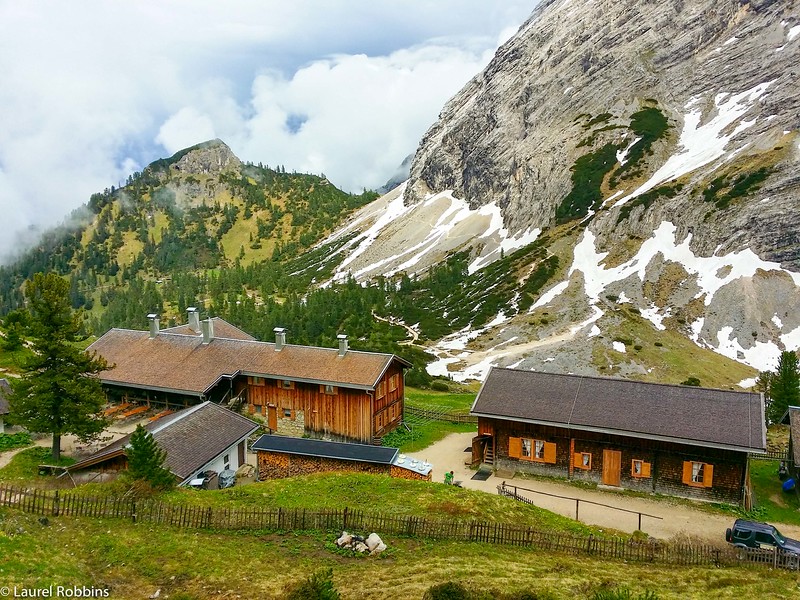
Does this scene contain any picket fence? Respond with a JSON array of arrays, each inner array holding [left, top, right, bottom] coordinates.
[[0, 483, 796, 570]]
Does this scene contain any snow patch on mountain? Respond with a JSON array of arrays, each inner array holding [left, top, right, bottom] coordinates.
[[613, 81, 773, 207]]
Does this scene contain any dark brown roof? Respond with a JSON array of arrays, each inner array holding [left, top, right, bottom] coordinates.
[[0, 378, 10, 415], [471, 368, 766, 453], [69, 402, 258, 482], [88, 328, 410, 396], [161, 317, 256, 341]]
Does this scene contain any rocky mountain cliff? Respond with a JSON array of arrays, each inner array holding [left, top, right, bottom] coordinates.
[[324, 0, 800, 382]]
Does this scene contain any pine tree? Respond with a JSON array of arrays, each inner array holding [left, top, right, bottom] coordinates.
[[126, 424, 175, 490], [8, 272, 109, 461], [769, 350, 800, 423]]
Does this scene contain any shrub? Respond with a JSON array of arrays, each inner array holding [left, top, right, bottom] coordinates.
[[423, 582, 471, 600], [0, 432, 33, 452], [680, 377, 701, 387], [285, 568, 340, 600], [431, 380, 450, 392], [654, 342, 663, 347], [590, 589, 659, 600]]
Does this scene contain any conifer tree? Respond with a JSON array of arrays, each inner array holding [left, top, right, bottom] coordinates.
[[9, 272, 108, 461], [126, 424, 175, 489], [769, 350, 800, 423]]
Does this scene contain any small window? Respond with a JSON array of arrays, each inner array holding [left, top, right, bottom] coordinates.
[[389, 374, 398, 392], [322, 384, 337, 395], [521, 438, 532, 458], [281, 380, 294, 390], [692, 462, 704, 483], [223, 454, 230, 470], [534, 440, 545, 460], [283, 408, 292, 417], [377, 381, 386, 398], [255, 405, 262, 414], [631, 459, 651, 478], [574, 452, 591, 470]]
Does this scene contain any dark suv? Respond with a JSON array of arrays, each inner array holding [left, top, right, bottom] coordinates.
[[726, 519, 800, 564]]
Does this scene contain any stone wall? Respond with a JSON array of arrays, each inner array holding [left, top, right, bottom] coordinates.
[[277, 409, 305, 437]]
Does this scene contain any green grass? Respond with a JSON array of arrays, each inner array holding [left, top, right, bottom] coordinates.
[[0, 507, 796, 599], [0, 432, 32, 452], [405, 388, 476, 412], [0, 346, 32, 374], [0, 447, 74, 483], [747, 459, 800, 525]]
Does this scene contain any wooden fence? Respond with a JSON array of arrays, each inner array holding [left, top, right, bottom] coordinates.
[[404, 405, 477, 424], [0, 483, 796, 570], [750, 450, 790, 462]]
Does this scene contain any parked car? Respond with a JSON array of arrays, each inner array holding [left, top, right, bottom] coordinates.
[[726, 519, 800, 567]]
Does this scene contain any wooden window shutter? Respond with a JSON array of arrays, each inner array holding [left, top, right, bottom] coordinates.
[[573, 453, 583, 469], [641, 462, 651, 478], [543, 442, 557, 464], [509, 437, 522, 459], [703, 464, 714, 488], [682, 461, 693, 485]]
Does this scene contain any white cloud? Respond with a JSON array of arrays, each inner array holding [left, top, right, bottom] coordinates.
[[0, 1, 537, 262]]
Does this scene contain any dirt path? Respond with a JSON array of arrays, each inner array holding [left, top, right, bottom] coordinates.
[[0, 420, 147, 470], [419, 432, 800, 542]]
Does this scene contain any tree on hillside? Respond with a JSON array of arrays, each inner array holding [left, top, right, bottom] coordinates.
[[8, 272, 109, 461], [125, 425, 175, 490], [768, 350, 800, 424]]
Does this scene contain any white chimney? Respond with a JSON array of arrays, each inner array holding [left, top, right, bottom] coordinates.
[[274, 327, 286, 351], [187, 307, 200, 333], [147, 314, 159, 339], [201, 318, 215, 345], [337, 334, 348, 357]]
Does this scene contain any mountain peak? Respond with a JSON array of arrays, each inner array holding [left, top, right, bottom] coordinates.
[[147, 139, 242, 177]]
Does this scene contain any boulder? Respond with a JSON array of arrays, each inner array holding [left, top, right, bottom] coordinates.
[[335, 532, 353, 548], [365, 533, 383, 552], [353, 542, 370, 554], [369, 542, 387, 556]]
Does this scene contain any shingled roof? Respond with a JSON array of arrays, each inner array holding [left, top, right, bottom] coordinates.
[[471, 368, 765, 453], [69, 402, 258, 482], [88, 326, 410, 397], [0, 378, 10, 416], [161, 317, 256, 341]]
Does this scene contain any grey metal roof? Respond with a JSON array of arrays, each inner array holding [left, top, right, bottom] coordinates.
[[252, 435, 399, 465], [471, 367, 766, 453]]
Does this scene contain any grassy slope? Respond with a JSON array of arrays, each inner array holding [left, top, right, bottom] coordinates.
[[1, 507, 796, 600]]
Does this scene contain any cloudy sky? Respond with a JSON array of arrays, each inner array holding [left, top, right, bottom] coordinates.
[[0, 1, 537, 262]]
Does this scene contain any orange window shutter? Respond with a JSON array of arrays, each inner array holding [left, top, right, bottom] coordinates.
[[682, 461, 693, 485], [573, 453, 583, 469], [704, 464, 714, 488], [641, 462, 651, 478], [509, 437, 522, 459], [544, 442, 557, 464]]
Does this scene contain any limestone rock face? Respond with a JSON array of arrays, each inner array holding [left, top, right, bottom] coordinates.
[[405, 0, 800, 269], [172, 139, 242, 176]]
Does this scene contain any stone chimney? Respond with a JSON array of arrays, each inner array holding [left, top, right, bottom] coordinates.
[[337, 334, 348, 357], [201, 318, 215, 345], [274, 327, 286, 351], [147, 314, 159, 339], [187, 307, 200, 333]]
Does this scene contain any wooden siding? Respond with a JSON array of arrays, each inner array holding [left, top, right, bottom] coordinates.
[[482, 417, 748, 505], [373, 363, 405, 437]]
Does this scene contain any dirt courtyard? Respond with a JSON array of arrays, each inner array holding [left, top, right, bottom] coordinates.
[[417, 431, 800, 542]]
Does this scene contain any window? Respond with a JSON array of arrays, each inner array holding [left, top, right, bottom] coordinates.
[[248, 376, 265, 386], [321, 384, 338, 395], [521, 439, 532, 458], [281, 380, 294, 390], [377, 381, 386, 398], [283, 408, 292, 417], [223, 454, 230, 470], [389, 374, 399, 392], [534, 440, 545, 460], [254, 405, 262, 414], [631, 459, 651, 478], [682, 460, 713, 488], [573, 452, 592, 470], [509, 437, 556, 464]]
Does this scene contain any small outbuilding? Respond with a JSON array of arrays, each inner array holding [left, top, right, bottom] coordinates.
[[68, 401, 259, 486], [470, 367, 766, 505], [252, 435, 432, 481]]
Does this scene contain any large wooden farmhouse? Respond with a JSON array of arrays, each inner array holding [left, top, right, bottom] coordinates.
[[88, 309, 411, 443], [470, 368, 766, 505]]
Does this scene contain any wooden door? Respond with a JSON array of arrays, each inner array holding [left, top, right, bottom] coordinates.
[[267, 404, 278, 431], [238, 440, 246, 466], [602, 449, 622, 486]]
